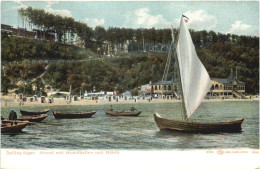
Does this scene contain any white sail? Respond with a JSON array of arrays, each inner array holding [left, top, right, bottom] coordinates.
[[176, 16, 212, 118]]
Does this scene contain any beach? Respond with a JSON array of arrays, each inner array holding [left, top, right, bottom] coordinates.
[[1, 95, 258, 108]]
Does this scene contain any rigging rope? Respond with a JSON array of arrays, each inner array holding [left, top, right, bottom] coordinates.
[[191, 103, 210, 122], [199, 103, 211, 117]]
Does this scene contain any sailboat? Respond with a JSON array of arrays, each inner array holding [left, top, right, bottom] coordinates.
[[154, 15, 244, 133]]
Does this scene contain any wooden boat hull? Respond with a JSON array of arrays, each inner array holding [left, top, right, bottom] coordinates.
[[17, 114, 48, 122], [1, 121, 28, 133], [52, 111, 96, 119], [154, 113, 244, 133], [20, 109, 50, 116], [105, 110, 141, 116]]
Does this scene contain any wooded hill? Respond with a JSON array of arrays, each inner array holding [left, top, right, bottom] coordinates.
[[1, 33, 96, 63], [1, 6, 259, 95], [1, 38, 259, 96]]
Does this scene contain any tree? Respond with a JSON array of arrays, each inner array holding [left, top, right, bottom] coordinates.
[[94, 26, 106, 53], [1, 76, 11, 95]]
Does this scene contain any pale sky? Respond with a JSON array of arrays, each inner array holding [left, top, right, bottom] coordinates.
[[1, 1, 259, 36]]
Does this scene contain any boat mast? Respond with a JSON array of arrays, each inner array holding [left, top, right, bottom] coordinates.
[[162, 36, 173, 81], [171, 21, 188, 122]]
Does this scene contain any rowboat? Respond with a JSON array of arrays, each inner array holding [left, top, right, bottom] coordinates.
[[154, 15, 243, 133], [17, 114, 48, 122], [105, 110, 141, 116], [154, 113, 244, 133], [52, 111, 96, 119], [20, 109, 50, 116], [1, 121, 29, 133]]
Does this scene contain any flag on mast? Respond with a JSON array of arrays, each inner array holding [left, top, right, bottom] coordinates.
[[182, 14, 189, 23]]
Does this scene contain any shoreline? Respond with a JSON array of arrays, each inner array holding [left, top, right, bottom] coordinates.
[[1, 96, 259, 108]]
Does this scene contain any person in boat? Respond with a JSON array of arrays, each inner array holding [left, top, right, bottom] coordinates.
[[8, 109, 17, 126], [110, 105, 113, 111], [9, 109, 17, 120], [130, 106, 137, 111]]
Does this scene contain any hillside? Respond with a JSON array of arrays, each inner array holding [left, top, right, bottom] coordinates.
[[1, 33, 96, 63], [1, 29, 259, 96]]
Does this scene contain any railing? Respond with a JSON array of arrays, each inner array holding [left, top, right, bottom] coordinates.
[[233, 90, 247, 99], [174, 91, 180, 99]]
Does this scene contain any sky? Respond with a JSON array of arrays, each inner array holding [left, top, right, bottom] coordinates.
[[1, 0, 259, 36]]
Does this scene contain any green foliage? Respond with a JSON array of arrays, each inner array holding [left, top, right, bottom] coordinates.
[[1, 34, 95, 62], [19, 7, 93, 44], [42, 53, 166, 94], [198, 42, 259, 94], [131, 87, 139, 96], [16, 83, 33, 96], [1, 75, 11, 94], [16, 6, 259, 54], [42, 46, 258, 95], [2, 44, 259, 95], [2, 6, 259, 95], [5, 62, 47, 80]]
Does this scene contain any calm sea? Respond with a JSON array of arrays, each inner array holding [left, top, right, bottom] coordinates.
[[1, 101, 259, 150]]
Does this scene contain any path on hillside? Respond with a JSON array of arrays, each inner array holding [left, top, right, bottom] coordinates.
[[30, 64, 49, 85], [17, 64, 54, 92]]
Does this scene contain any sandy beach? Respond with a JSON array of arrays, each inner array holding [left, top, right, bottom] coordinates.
[[1, 95, 258, 108]]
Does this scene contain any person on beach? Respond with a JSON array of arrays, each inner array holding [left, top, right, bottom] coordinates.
[[19, 101, 24, 106]]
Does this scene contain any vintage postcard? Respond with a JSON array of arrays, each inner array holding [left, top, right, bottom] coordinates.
[[1, 1, 259, 169]]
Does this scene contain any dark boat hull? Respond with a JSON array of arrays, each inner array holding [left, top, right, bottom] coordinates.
[[154, 113, 244, 133], [17, 114, 48, 122], [1, 121, 28, 133], [20, 109, 50, 116], [52, 111, 96, 119], [105, 110, 141, 116]]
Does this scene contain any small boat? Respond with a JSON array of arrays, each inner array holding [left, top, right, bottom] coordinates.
[[154, 15, 244, 133], [154, 113, 244, 133], [17, 114, 48, 122], [52, 111, 96, 119], [105, 110, 141, 116], [20, 109, 50, 116], [1, 121, 29, 133]]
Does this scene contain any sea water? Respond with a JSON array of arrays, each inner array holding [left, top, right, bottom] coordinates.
[[1, 101, 259, 149]]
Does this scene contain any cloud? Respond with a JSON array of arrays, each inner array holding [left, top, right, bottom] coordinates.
[[13, 0, 27, 9], [124, 8, 170, 28], [228, 21, 257, 36], [46, 8, 72, 17], [14, 1, 71, 17], [230, 21, 251, 32], [84, 18, 105, 28], [46, 1, 59, 8], [45, 2, 71, 17], [178, 10, 218, 31]]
